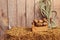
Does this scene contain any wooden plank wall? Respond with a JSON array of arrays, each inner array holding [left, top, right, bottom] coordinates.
[[0, 0, 60, 28], [53, 0, 60, 26], [17, 0, 25, 27], [26, 0, 34, 27], [0, 0, 7, 18], [0, 0, 8, 29], [8, 0, 35, 27], [0, 0, 8, 40], [8, 0, 17, 27]]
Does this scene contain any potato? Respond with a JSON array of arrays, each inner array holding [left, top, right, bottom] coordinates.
[[43, 22, 48, 26], [37, 23, 43, 26], [34, 19, 38, 23], [38, 19, 43, 23], [43, 18, 47, 22]]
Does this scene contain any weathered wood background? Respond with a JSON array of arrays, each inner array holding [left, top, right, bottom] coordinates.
[[0, 0, 60, 28]]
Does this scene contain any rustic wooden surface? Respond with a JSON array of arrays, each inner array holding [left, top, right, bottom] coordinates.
[[0, 0, 60, 28], [8, 0, 17, 27], [17, 0, 26, 27]]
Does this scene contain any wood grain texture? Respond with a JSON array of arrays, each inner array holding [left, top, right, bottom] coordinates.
[[17, 0, 25, 27], [53, 0, 60, 26], [0, 0, 8, 40], [0, 0, 2, 17], [0, 0, 60, 27], [8, 0, 17, 27], [35, 0, 40, 19], [26, 0, 34, 27], [0, 6, 2, 17], [0, 0, 8, 29], [0, 0, 7, 18]]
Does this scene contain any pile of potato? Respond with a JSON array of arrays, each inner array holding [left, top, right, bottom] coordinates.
[[32, 18, 48, 27]]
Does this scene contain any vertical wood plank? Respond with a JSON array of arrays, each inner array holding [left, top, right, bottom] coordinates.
[[0, 0, 2, 17], [0, 0, 7, 18], [26, 0, 34, 27], [35, 0, 40, 19], [0, 0, 8, 40], [53, 0, 60, 26], [8, 0, 17, 27], [17, 0, 25, 27], [0, 0, 8, 29]]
